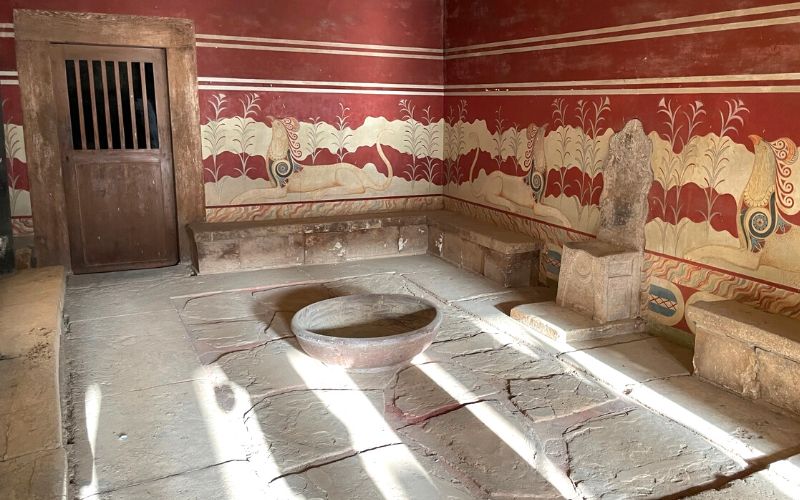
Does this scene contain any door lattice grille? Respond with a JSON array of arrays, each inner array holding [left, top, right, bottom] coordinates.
[[64, 59, 160, 150]]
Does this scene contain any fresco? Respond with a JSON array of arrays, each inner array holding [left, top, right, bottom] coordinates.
[[1, 95, 32, 237], [199, 92, 444, 212], [443, 95, 800, 331]]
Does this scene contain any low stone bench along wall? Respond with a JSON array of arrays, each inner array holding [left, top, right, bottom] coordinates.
[[189, 210, 540, 287], [688, 300, 800, 415], [426, 211, 539, 287]]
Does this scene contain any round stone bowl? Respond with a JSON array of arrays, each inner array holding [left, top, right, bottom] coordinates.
[[291, 294, 442, 371]]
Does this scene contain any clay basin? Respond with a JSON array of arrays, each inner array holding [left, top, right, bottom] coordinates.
[[291, 294, 442, 371]]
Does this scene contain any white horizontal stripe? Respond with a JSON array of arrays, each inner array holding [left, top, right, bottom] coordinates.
[[0, 70, 18, 77], [446, 15, 800, 60], [0, 79, 19, 86], [196, 41, 441, 60], [447, 2, 800, 53], [199, 84, 443, 96], [198, 76, 443, 90], [448, 85, 800, 96], [446, 73, 800, 90], [0, 22, 13, 28], [196, 33, 441, 54], [0, 32, 14, 38]]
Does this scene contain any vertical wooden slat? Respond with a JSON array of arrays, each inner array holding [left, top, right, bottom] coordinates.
[[86, 60, 100, 149], [100, 61, 113, 148], [114, 62, 125, 149], [127, 61, 138, 149], [72, 60, 87, 150], [139, 61, 151, 149]]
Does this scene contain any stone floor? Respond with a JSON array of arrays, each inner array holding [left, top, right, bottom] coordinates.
[[61, 255, 800, 499]]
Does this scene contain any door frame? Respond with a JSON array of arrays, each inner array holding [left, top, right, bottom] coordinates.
[[14, 9, 205, 269]]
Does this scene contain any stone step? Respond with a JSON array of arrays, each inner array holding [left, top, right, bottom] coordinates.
[[510, 301, 645, 342]]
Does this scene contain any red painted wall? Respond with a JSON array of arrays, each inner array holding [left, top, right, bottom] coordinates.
[[0, 1, 444, 234], [443, 0, 800, 330]]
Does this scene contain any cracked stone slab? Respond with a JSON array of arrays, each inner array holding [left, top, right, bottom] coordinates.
[[404, 269, 509, 303], [565, 408, 742, 499], [561, 336, 693, 391], [209, 338, 399, 397], [82, 461, 268, 499], [68, 380, 246, 495], [452, 344, 564, 381], [271, 443, 475, 500], [632, 375, 800, 460], [245, 389, 396, 481], [426, 332, 512, 362], [299, 255, 457, 281], [0, 447, 66, 499], [175, 290, 266, 324], [323, 274, 427, 297], [687, 471, 795, 499], [390, 362, 503, 425], [433, 309, 485, 343], [509, 373, 615, 423], [399, 401, 560, 498], [66, 311, 201, 394]]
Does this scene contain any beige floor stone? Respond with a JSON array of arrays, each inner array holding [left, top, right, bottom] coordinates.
[[58, 256, 800, 499], [565, 408, 741, 498], [0, 448, 67, 500], [399, 401, 562, 499], [562, 336, 694, 391], [68, 380, 246, 495], [631, 375, 800, 461], [82, 461, 267, 500]]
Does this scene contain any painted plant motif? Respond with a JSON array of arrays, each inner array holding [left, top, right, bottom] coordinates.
[[549, 98, 572, 209], [332, 103, 354, 163], [2, 98, 28, 217], [572, 97, 611, 224], [232, 93, 262, 180], [444, 99, 468, 185], [201, 93, 228, 197]]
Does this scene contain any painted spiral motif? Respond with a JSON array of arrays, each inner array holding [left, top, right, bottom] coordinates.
[[270, 159, 294, 187], [530, 171, 545, 202]]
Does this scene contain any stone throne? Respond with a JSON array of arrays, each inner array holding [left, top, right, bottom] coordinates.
[[512, 119, 653, 341]]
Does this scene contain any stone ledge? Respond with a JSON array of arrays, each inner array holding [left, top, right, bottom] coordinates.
[[688, 300, 800, 415], [190, 210, 540, 286], [510, 301, 645, 342], [688, 300, 800, 362], [0, 267, 67, 498], [426, 211, 539, 254]]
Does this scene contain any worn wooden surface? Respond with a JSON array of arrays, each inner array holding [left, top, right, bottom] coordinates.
[[13, 9, 194, 47], [14, 9, 204, 269]]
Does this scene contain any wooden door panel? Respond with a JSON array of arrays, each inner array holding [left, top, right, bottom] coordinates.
[[71, 158, 172, 268], [52, 44, 178, 273]]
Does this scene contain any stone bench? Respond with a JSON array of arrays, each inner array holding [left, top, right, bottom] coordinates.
[[189, 210, 539, 287], [426, 211, 539, 287], [687, 300, 800, 415]]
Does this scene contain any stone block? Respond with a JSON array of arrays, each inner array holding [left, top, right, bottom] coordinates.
[[304, 232, 347, 265], [556, 240, 641, 323], [195, 240, 240, 274], [596, 119, 653, 252], [440, 231, 463, 266], [460, 238, 484, 274], [398, 224, 428, 255], [427, 224, 444, 257], [688, 300, 800, 415], [511, 301, 645, 342], [345, 227, 400, 261], [693, 328, 757, 397], [239, 234, 304, 270], [483, 250, 532, 288], [757, 349, 800, 415]]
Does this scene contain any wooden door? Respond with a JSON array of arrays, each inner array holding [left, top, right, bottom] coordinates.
[[51, 44, 178, 273]]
